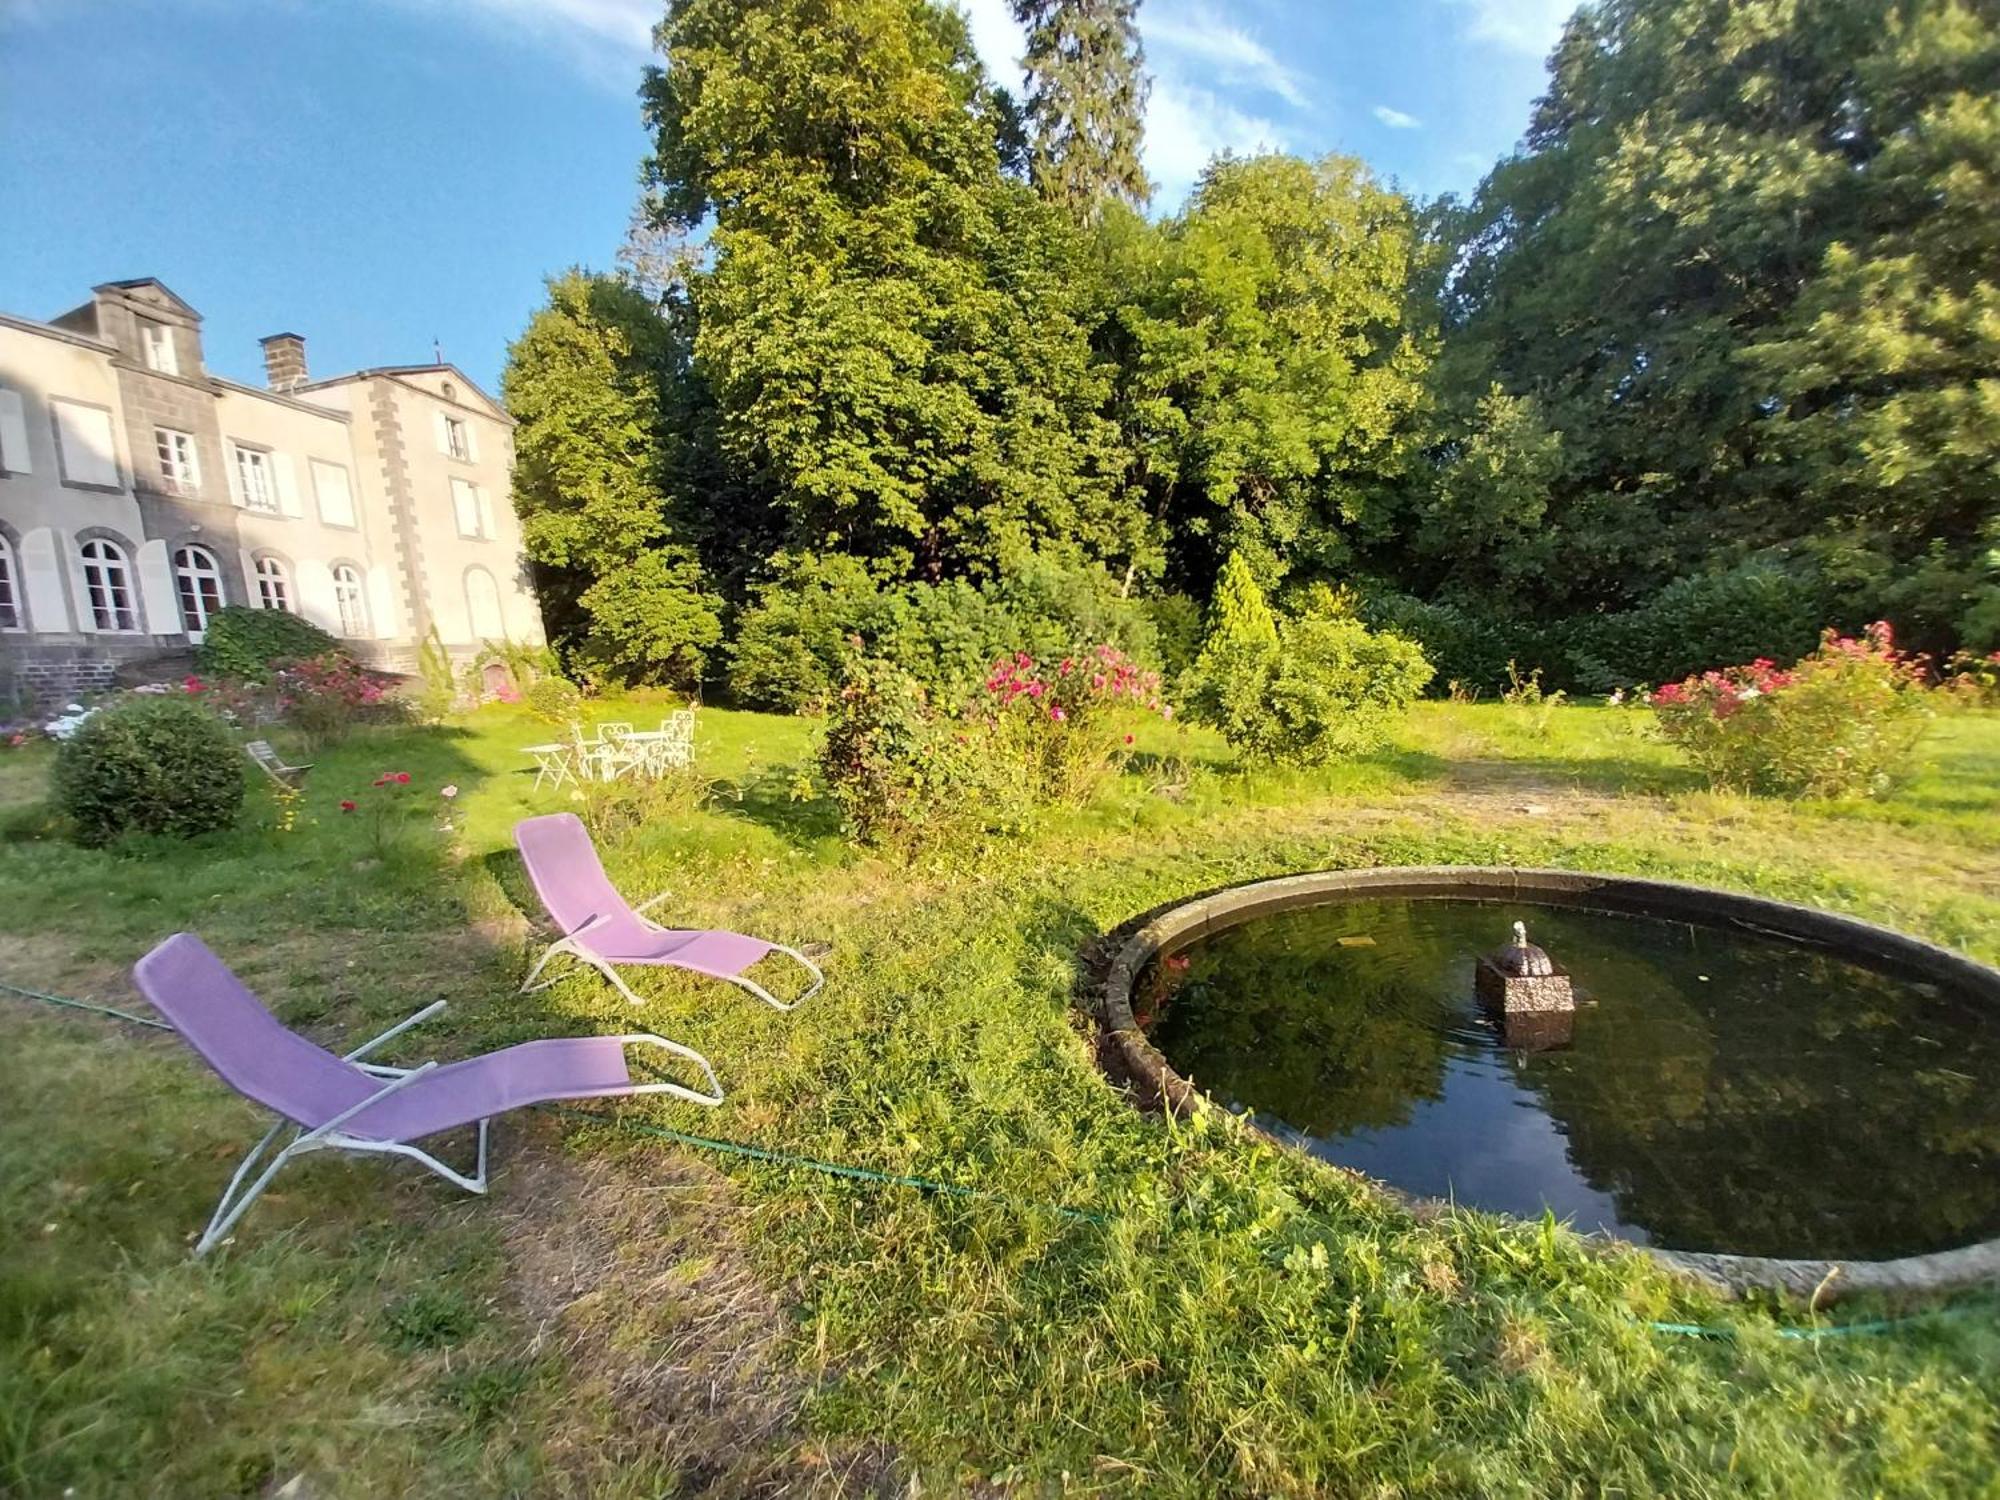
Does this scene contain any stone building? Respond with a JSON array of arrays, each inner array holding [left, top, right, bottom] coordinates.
[[0, 277, 544, 706]]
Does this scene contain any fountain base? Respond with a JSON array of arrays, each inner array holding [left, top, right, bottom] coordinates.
[[1475, 956, 1575, 1013]]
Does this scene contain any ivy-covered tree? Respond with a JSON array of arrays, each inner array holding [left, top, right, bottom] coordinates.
[[640, 0, 1150, 586], [1011, 0, 1151, 217], [1447, 0, 2000, 642], [501, 270, 722, 685]]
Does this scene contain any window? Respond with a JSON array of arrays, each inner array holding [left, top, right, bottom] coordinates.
[[0, 387, 29, 475], [80, 539, 138, 632], [464, 566, 505, 639], [332, 563, 369, 638], [443, 415, 469, 461], [449, 476, 490, 538], [52, 399, 119, 488], [233, 444, 277, 513], [173, 545, 224, 637], [155, 427, 199, 495], [141, 319, 179, 376], [253, 555, 292, 612], [0, 536, 20, 630], [310, 458, 355, 527]]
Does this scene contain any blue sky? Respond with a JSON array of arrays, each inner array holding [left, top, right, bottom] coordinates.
[[0, 0, 1573, 396]]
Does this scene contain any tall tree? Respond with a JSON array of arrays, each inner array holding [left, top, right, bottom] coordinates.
[[1109, 154, 1435, 598], [640, 0, 1149, 584], [1011, 0, 1151, 217], [1447, 0, 2000, 641], [502, 271, 723, 686]]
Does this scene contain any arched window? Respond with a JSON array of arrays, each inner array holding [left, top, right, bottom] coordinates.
[[173, 544, 224, 636], [253, 555, 292, 613], [464, 565, 504, 640], [331, 563, 369, 638], [79, 538, 138, 632], [0, 534, 20, 631]]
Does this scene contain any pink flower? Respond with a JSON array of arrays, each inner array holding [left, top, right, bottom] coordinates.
[[395, 772, 411, 784], [440, 785, 459, 799], [339, 800, 357, 813], [1050, 705, 1066, 722], [1161, 706, 1173, 721]]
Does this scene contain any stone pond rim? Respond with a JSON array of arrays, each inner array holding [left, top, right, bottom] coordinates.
[[1093, 864, 2000, 1302]]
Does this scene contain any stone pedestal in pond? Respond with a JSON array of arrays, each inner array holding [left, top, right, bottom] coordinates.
[[1475, 921, 1575, 1015]]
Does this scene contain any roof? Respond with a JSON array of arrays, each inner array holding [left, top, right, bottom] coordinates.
[[298, 362, 512, 424], [92, 278, 202, 319]]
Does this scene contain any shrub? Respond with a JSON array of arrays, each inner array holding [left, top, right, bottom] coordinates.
[[729, 555, 882, 713], [195, 607, 344, 683], [1355, 589, 1544, 697], [523, 676, 585, 725], [1145, 594, 1205, 682], [275, 652, 401, 747], [1254, 615, 1434, 765], [52, 695, 245, 847], [1651, 622, 1933, 797], [979, 646, 1169, 805], [871, 579, 1017, 705], [1191, 568, 1434, 764], [817, 654, 994, 850], [731, 554, 1167, 715], [1940, 650, 2000, 707], [1188, 552, 1282, 738], [1568, 562, 1831, 692]]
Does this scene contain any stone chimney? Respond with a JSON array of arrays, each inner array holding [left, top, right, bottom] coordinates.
[[259, 332, 308, 392]]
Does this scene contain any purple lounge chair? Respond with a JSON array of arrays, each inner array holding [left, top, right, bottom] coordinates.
[[514, 813, 824, 1012], [133, 932, 722, 1256]]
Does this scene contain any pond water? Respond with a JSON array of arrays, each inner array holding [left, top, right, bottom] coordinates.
[[1140, 897, 2000, 1259]]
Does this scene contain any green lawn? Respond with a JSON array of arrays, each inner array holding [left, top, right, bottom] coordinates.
[[4, 698, 1999, 1497]]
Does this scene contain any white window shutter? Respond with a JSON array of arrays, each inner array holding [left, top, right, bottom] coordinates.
[[273, 453, 303, 516], [0, 389, 31, 474], [433, 409, 450, 455], [223, 444, 245, 508], [476, 485, 495, 538], [137, 540, 177, 635], [239, 550, 262, 603], [19, 528, 68, 631], [367, 565, 400, 639], [464, 419, 479, 463]]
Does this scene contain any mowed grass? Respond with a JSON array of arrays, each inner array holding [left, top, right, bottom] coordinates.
[[3, 697, 1999, 1496]]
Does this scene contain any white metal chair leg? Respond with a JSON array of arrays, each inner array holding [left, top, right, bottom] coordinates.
[[721, 945, 825, 1012], [520, 939, 588, 994]]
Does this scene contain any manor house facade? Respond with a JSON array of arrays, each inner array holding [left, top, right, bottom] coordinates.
[[0, 278, 543, 705]]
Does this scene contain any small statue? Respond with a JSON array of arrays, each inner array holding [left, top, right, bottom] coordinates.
[[1476, 918, 1575, 1017]]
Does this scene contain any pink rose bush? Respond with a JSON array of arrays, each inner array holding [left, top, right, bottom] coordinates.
[[1650, 622, 1932, 797], [819, 643, 1177, 849], [980, 646, 1170, 806]]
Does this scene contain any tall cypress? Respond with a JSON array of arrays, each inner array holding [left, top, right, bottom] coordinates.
[[1010, 0, 1151, 217]]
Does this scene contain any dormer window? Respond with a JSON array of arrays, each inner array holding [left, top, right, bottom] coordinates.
[[141, 319, 179, 376]]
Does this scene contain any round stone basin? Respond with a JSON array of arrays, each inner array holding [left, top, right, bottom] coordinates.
[[1099, 869, 2000, 1298]]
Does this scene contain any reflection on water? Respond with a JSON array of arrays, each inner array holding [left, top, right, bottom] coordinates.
[[1142, 898, 2000, 1259]]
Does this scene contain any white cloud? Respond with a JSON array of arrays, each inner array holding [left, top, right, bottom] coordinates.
[[1144, 79, 1286, 211], [433, 0, 656, 52], [1372, 104, 1421, 129], [956, 0, 1025, 84], [1445, 0, 1576, 56], [1143, 4, 1306, 109]]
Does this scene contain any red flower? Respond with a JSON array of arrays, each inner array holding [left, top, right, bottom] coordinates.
[[339, 800, 357, 813], [395, 772, 411, 784]]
